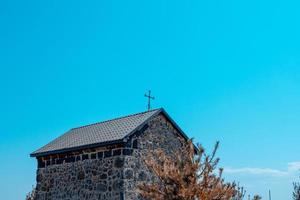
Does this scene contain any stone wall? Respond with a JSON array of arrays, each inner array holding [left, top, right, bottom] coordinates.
[[34, 114, 184, 200], [35, 145, 131, 200], [123, 114, 183, 200]]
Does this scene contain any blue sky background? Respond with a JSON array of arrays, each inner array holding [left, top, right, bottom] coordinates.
[[1, 0, 300, 199]]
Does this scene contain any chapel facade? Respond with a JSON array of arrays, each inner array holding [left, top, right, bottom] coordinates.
[[31, 108, 189, 200]]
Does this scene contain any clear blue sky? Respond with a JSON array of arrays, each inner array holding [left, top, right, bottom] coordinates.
[[1, 0, 300, 199]]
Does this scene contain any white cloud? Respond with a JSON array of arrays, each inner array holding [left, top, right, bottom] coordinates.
[[225, 167, 288, 177], [288, 162, 300, 172], [224, 162, 300, 177]]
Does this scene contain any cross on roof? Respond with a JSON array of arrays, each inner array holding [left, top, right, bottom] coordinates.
[[144, 90, 155, 111]]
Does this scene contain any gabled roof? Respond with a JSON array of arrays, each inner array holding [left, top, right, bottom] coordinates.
[[30, 108, 188, 157]]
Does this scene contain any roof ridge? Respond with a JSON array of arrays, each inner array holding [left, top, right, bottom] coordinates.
[[71, 108, 162, 131]]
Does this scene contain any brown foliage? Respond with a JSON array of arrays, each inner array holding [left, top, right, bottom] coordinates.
[[138, 140, 237, 200]]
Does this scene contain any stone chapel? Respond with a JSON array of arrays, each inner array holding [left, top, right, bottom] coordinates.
[[30, 108, 190, 200]]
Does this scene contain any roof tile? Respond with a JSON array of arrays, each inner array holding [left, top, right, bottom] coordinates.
[[31, 109, 160, 157]]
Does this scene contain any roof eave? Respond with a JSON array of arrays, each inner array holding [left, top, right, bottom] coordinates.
[[30, 139, 125, 158]]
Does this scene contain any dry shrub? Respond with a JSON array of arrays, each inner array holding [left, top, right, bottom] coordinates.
[[138, 140, 237, 200]]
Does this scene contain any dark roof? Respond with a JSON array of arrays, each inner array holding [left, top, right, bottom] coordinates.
[[30, 108, 188, 157]]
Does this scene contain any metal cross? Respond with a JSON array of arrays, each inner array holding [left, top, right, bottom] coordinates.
[[144, 90, 155, 111]]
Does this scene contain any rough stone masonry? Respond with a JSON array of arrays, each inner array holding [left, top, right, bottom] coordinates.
[[31, 109, 189, 200]]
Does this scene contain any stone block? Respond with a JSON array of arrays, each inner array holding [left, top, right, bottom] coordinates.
[[97, 152, 103, 159], [124, 169, 133, 179], [82, 154, 89, 160], [38, 160, 45, 168], [104, 150, 112, 158], [114, 157, 124, 168], [91, 153, 96, 159], [122, 149, 133, 155], [113, 149, 121, 156]]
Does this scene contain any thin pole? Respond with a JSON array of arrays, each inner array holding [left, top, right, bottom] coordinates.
[[269, 190, 271, 200]]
